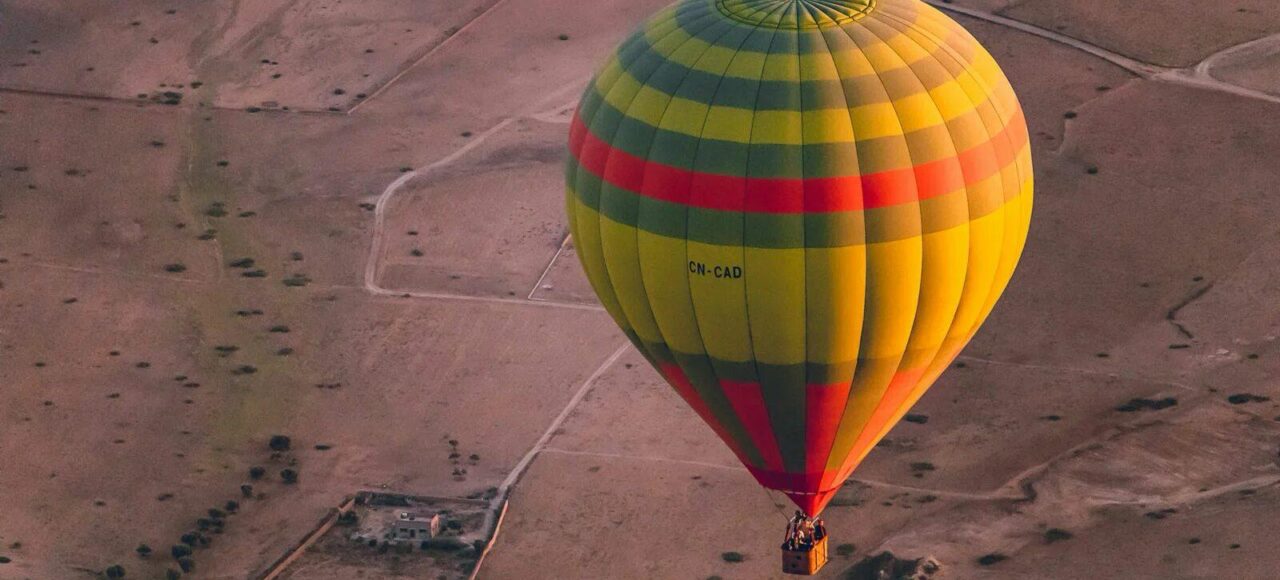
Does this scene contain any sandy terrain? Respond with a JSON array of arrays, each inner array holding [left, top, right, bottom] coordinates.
[[999, 0, 1280, 68], [3, 0, 1280, 579]]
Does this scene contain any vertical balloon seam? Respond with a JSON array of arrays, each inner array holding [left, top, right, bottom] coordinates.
[[795, 1, 815, 481], [855, 4, 1029, 459], [924, 13, 1031, 326], [891, 12, 975, 394], [596, 4, 725, 346], [899, 8, 1011, 350], [865, 6, 971, 396], [739, 1, 796, 480], [631, 11, 772, 469], [808, 17, 901, 488], [764, 0, 809, 480], [835, 6, 998, 482], [888, 4, 1027, 346], [797, 0, 822, 491], [598, 3, 722, 347], [696, 0, 783, 473], [589, 5, 722, 359], [805, 0, 864, 490], [860, 11, 943, 482], [850, 5, 982, 464], [572, 10, 686, 331], [814, 10, 925, 489], [570, 6, 698, 330], [672, 1, 794, 472], [693, 0, 790, 468], [802, 1, 869, 495], [867, 5, 983, 394], [602, 5, 731, 370]]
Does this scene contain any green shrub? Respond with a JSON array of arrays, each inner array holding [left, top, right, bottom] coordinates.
[[425, 537, 466, 551]]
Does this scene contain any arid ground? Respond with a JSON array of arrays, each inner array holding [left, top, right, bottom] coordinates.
[[3, 1, 1280, 579]]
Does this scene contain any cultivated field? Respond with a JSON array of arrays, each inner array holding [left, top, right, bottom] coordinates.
[[3, 1, 1280, 579]]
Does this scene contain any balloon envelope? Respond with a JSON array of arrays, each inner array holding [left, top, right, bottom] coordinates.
[[566, 0, 1032, 516]]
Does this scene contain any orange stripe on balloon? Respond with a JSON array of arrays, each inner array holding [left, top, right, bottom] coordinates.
[[568, 106, 1027, 214], [822, 367, 926, 491]]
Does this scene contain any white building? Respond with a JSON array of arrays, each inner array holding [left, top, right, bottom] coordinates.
[[389, 511, 440, 543]]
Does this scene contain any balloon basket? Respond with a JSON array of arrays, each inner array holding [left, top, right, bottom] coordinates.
[[781, 534, 829, 576]]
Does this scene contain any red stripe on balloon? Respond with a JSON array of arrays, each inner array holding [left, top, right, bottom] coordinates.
[[786, 488, 839, 518], [804, 382, 853, 481], [720, 380, 786, 472], [568, 106, 1027, 214], [659, 364, 748, 462]]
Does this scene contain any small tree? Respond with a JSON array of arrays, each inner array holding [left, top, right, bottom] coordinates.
[[165, 569, 182, 580], [268, 435, 291, 451], [280, 468, 298, 484], [170, 545, 192, 559], [249, 466, 266, 480], [135, 544, 152, 558], [178, 558, 194, 573], [105, 564, 126, 578], [240, 484, 254, 498]]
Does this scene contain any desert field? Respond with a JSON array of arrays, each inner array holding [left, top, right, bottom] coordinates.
[[3, 0, 1280, 579]]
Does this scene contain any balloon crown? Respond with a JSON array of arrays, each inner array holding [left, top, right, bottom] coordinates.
[[714, 0, 878, 29]]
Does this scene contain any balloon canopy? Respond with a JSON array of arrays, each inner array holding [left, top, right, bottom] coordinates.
[[566, 0, 1032, 516]]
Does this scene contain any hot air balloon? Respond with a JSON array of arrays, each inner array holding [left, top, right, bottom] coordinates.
[[566, 0, 1031, 573]]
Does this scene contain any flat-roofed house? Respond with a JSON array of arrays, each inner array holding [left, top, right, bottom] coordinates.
[[389, 511, 440, 543]]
